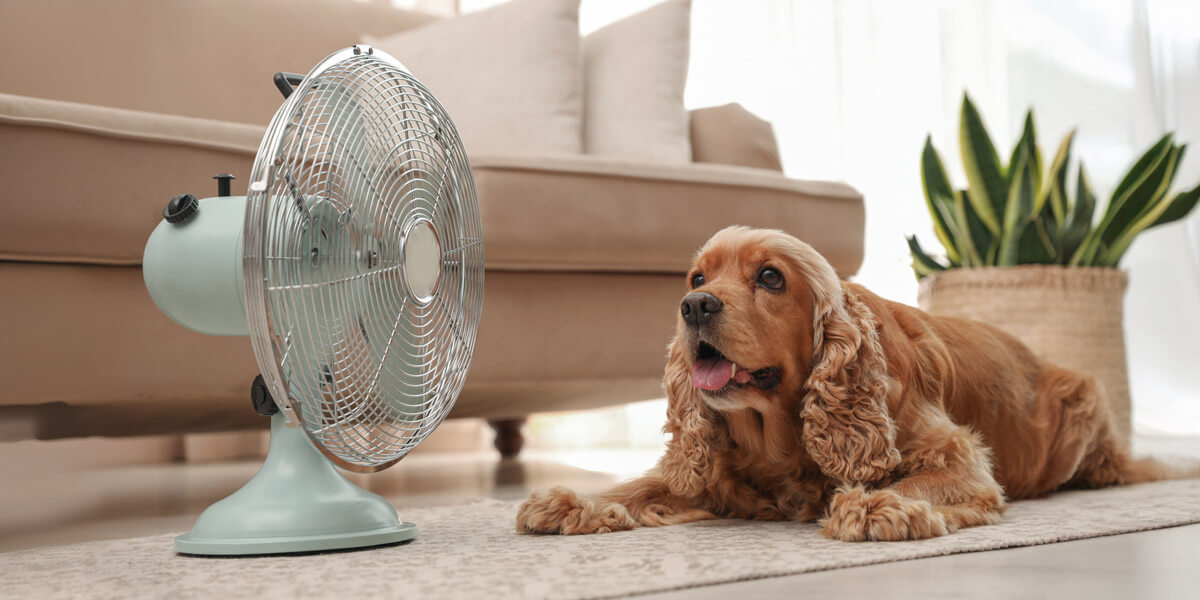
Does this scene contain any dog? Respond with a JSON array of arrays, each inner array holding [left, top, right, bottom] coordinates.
[[516, 226, 1184, 541]]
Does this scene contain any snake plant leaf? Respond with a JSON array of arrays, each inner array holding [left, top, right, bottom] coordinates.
[[1109, 133, 1175, 210], [1097, 142, 1185, 265], [998, 145, 1036, 265], [921, 136, 961, 265], [1150, 183, 1200, 228], [1101, 140, 1182, 246], [1070, 231, 1102, 266], [1042, 130, 1075, 228], [931, 207, 965, 267], [1062, 163, 1096, 262], [955, 189, 990, 266], [1070, 183, 1105, 266], [1101, 143, 1190, 265], [1073, 135, 1175, 266], [907, 235, 948, 280], [1018, 216, 1057, 264], [1008, 110, 1043, 195], [959, 94, 1007, 235], [1040, 203, 1066, 261]]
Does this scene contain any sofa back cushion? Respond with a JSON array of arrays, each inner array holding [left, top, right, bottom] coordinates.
[[690, 103, 784, 171], [583, 0, 692, 163], [0, 0, 437, 126], [365, 0, 584, 156]]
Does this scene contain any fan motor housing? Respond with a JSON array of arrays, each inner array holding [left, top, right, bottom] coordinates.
[[144, 195, 249, 336]]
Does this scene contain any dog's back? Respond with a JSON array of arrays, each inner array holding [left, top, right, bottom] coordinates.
[[857, 283, 1197, 497]]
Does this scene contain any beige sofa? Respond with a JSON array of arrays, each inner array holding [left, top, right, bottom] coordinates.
[[0, 0, 864, 442]]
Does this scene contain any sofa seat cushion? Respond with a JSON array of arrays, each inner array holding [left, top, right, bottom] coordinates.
[[0, 93, 864, 275], [471, 154, 864, 275], [0, 263, 679, 434]]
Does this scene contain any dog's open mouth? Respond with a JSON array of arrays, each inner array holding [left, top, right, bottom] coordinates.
[[691, 341, 781, 393]]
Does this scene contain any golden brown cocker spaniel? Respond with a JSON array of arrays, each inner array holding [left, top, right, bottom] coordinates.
[[517, 226, 1180, 541]]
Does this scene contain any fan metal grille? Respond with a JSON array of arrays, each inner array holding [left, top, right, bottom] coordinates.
[[243, 47, 483, 471]]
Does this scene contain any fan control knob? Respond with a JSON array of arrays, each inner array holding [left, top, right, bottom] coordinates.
[[163, 193, 199, 224], [251, 374, 279, 416]]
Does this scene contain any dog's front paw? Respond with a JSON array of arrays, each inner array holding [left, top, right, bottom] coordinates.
[[821, 486, 950, 542], [516, 486, 638, 535]]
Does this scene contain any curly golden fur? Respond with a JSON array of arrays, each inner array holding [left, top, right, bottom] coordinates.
[[517, 226, 1179, 541]]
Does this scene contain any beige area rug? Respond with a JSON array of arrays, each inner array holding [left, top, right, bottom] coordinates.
[[4, 479, 1199, 600]]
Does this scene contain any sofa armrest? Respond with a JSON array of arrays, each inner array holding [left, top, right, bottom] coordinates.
[[689, 103, 784, 172]]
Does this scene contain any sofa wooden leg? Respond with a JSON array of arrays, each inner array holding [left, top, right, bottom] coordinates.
[[488, 418, 526, 459]]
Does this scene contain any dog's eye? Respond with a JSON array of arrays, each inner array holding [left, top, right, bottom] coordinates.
[[690, 273, 706, 288], [758, 267, 784, 290]]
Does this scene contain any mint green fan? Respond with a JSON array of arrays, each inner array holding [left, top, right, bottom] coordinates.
[[142, 45, 484, 556]]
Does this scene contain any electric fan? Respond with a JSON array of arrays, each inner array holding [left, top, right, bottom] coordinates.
[[142, 45, 483, 555]]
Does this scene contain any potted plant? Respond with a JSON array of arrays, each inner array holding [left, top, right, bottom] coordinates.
[[908, 93, 1200, 440]]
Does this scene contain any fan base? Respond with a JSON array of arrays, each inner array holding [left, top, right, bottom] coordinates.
[[175, 522, 416, 556], [174, 413, 416, 557]]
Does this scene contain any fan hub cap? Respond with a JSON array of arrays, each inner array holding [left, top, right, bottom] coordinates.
[[403, 218, 441, 304]]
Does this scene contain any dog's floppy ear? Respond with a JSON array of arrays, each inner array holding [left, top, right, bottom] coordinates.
[[800, 283, 901, 483], [658, 336, 722, 498]]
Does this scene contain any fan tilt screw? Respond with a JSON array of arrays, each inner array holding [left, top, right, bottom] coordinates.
[[251, 374, 279, 416]]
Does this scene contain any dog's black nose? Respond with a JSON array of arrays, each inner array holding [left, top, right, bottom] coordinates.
[[681, 292, 723, 326]]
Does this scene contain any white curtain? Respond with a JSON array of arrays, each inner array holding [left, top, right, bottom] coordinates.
[[576, 0, 1200, 435], [449, 0, 1200, 439]]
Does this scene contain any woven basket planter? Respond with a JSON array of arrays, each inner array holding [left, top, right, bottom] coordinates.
[[917, 266, 1130, 440]]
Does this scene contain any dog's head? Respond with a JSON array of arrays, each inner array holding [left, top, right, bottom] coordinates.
[[672, 226, 842, 412], [662, 226, 901, 486]]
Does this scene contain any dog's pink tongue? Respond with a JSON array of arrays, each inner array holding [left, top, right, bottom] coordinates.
[[692, 358, 733, 391]]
